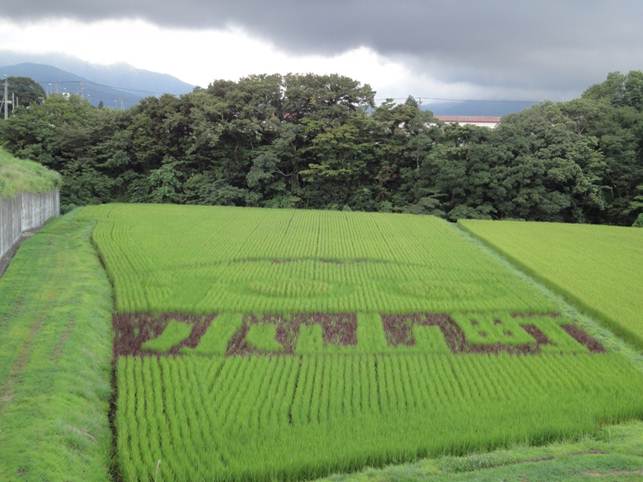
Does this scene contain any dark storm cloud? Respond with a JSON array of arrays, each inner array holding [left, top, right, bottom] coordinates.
[[3, 0, 643, 98]]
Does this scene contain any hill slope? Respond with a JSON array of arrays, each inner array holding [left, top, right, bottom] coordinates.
[[0, 59, 194, 108], [422, 99, 536, 116], [0, 51, 194, 93]]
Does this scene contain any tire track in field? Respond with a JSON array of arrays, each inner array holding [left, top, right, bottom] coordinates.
[[0, 317, 45, 411], [0, 232, 61, 412]]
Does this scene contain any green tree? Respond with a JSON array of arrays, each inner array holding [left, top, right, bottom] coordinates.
[[0, 71, 641, 225], [6, 76, 46, 107]]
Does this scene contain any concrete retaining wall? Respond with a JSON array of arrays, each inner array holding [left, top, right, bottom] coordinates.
[[0, 190, 60, 260]]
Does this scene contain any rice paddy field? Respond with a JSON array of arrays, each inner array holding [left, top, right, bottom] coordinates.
[[460, 220, 643, 349], [76, 204, 643, 481]]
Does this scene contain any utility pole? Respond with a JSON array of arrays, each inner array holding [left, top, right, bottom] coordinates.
[[11, 92, 15, 114], [3, 78, 8, 120]]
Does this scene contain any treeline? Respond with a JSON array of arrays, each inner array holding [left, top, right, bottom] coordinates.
[[1, 72, 642, 225]]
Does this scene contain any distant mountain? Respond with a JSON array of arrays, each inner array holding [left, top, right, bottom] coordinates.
[[0, 62, 138, 108], [421, 100, 537, 116], [47, 60, 194, 98], [0, 52, 194, 108]]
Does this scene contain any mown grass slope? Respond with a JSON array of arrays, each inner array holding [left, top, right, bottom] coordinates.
[[82, 204, 643, 481], [460, 220, 643, 349], [0, 147, 61, 198], [0, 212, 113, 481]]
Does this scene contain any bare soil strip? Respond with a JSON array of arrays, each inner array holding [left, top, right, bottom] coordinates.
[[381, 312, 603, 354], [112, 313, 214, 356], [522, 324, 550, 345], [382, 313, 544, 354], [562, 324, 605, 352], [227, 313, 357, 356], [112, 312, 604, 357]]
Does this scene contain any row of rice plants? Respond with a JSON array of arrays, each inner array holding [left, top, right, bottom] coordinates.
[[116, 351, 643, 481], [84, 204, 556, 314], [164, 311, 598, 357], [460, 219, 643, 348], [87, 204, 643, 480]]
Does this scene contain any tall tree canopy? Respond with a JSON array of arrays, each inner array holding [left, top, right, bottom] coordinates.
[[4, 77, 46, 108], [0, 72, 641, 225]]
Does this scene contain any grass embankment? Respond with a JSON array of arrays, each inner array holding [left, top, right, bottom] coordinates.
[[0, 211, 113, 481], [460, 220, 643, 349], [0, 147, 61, 198]]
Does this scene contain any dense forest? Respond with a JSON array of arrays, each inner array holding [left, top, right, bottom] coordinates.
[[1, 72, 642, 225]]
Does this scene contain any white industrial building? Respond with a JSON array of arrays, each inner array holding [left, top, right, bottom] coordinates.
[[435, 115, 502, 128]]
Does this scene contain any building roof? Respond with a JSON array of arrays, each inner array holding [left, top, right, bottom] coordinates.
[[435, 115, 502, 123]]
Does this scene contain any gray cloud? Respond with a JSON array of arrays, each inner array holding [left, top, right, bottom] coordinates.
[[3, 0, 643, 99]]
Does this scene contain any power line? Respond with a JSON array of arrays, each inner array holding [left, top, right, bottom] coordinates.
[[36, 79, 163, 96], [1, 73, 539, 105], [6, 74, 530, 103], [3, 78, 8, 120], [374, 95, 542, 104], [2, 73, 542, 108]]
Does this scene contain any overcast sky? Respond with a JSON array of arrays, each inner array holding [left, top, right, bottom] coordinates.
[[1, 1, 642, 101]]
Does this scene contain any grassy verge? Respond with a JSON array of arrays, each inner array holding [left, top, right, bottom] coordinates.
[[0, 147, 61, 198], [318, 421, 643, 481], [0, 211, 113, 481]]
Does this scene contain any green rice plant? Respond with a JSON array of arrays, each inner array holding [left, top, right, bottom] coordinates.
[[412, 325, 450, 352], [72, 203, 643, 481], [356, 313, 390, 352], [530, 318, 591, 353], [82, 204, 557, 314], [317, 420, 643, 482], [453, 312, 536, 346], [245, 323, 283, 352], [141, 320, 192, 352], [460, 219, 643, 349], [295, 324, 324, 354], [188, 312, 243, 355], [116, 352, 643, 482]]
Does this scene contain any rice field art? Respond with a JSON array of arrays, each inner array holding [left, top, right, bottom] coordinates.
[[79, 204, 643, 481]]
